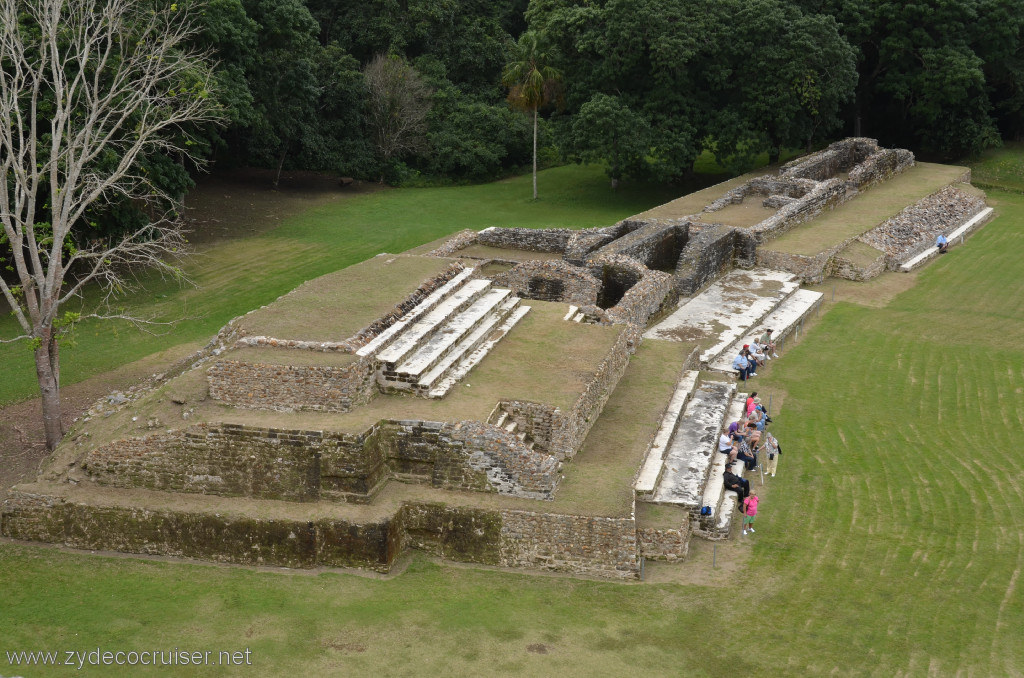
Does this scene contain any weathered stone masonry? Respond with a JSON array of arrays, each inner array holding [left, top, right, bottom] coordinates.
[[490, 259, 600, 306], [2, 493, 641, 578], [82, 420, 560, 503], [208, 355, 377, 413]]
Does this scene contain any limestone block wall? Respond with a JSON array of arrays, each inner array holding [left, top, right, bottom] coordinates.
[[564, 225, 623, 265], [589, 220, 689, 272], [831, 247, 887, 282], [490, 260, 600, 305], [637, 525, 690, 561], [746, 179, 851, 241], [848, 148, 915, 189], [82, 417, 559, 503], [756, 246, 842, 284], [382, 419, 560, 499], [499, 510, 639, 578], [493, 400, 558, 454], [427, 229, 479, 257], [549, 325, 641, 460], [82, 424, 327, 502], [858, 185, 988, 268], [207, 354, 377, 413], [780, 137, 879, 181], [673, 224, 737, 295], [603, 267, 676, 328], [478, 227, 575, 253], [0, 491, 397, 571], [1, 492, 642, 578]]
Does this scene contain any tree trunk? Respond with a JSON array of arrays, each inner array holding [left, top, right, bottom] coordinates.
[[769, 147, 780, 165], [532, 108, 538, 201], [273, 145, 288, 189], [34, 332, 64, 451]]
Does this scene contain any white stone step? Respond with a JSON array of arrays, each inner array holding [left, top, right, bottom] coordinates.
[[644, 269, 800, 367], [416, 302, 517, 391], [563, 305, 579, 321], [395, 288, 513, 380], [376, 278, 492, 367], [648, 381, 735, 509], [635, 370, 701, 496], [900, 206, 993, 272], [428, 305, 531, 398], [708, 288, 824, 373], [356, 267, 476, 357], [697, 395, 747, 535]]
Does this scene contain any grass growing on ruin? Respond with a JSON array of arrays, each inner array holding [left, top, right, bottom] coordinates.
[[2, 189, 1023, 678], [0, 165, 679, 407], [6, 189, 1024, 677], [766, 162, 967, 255]]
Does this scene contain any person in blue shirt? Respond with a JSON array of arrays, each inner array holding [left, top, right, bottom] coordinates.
[[732, 350, 751, 381], [936, 234, 949, 253]]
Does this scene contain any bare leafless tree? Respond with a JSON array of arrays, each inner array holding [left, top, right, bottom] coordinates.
[[0, 0, 219, 450], [362, 54, 431, 179]]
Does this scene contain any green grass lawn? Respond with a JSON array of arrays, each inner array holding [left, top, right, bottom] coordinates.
[[2, 185, 1022, 676], [969, 141, 1024, 192], [0, 165, 679, 407]]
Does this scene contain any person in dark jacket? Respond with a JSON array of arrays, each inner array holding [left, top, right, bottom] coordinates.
[[723, 467, 750, 506]]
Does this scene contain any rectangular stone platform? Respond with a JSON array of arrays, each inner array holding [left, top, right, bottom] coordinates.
[[643, 268, 800, 367], [646, 381, 735, 512], [708, 288, 823, 373], [634, 370, 701, 497]]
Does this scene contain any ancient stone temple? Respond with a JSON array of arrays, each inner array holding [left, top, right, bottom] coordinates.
[[2, 139, 992, 579]]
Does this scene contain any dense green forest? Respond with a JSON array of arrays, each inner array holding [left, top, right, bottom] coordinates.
[[118, 0, 1024, 232]]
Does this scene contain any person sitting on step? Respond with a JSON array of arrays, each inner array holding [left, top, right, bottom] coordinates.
[[723, 466, 750, 506], [937, 233, 949, 254], [759, 328, 778, 358], [751, 342, 769, 366], [732, 349, 752, 381], [742, 347, 758, 376], [745, 392, 758, 416]]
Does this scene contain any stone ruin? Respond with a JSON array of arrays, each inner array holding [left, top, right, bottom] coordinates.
[[0, 139, 993, 580]]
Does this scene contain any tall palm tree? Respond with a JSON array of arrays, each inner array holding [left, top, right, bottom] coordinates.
[[502, 31, 562, 200]]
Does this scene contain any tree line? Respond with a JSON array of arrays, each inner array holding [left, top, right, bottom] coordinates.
[[76, 0, 1024, 233]]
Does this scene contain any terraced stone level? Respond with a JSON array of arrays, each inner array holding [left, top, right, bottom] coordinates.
[[647, 381, 735, 512], [708, 288, 824, 374], [375, 278, 492, 369], [644, 269, 800, 367], [694, 394, 748, 539], [634, 370, 701, 498], [393, 288, 513, 381]]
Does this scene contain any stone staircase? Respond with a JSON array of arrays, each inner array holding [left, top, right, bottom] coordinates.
[[359, 270, 530, 398], [638, 380, 736, 519], [707, 288, 823, 374], [634, 371, 763, 542], [644, 268, 802, 368], [491, 408, 536, 451], [692, 394, 749, 540]]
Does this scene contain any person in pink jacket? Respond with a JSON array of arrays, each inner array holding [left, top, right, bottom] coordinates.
[[742, 494, 759, 535]]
